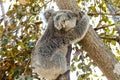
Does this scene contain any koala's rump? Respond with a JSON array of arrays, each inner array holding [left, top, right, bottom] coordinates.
[[32, 50, 67, 80]]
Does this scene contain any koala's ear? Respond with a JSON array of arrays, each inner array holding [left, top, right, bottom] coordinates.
[[43, 9, 55, 22], [44, 9, 55, 16]]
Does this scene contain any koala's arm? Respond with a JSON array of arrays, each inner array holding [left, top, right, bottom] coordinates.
[[64, 13, 90, 43]]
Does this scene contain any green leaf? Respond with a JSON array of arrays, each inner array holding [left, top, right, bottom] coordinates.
[[77, 63, 82, 69], [14, 67, 19, 76], [93, 74, 98, 77], [111, 41, 116, 46], [71, 63, 76, 71], [2, 38, 8, 44], [0, 25, 3, 31]]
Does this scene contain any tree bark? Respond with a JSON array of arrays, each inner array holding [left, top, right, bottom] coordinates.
[[55, 0, 120, 80]]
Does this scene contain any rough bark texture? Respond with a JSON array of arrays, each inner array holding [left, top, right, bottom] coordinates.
[[55, 0, 120, 80]]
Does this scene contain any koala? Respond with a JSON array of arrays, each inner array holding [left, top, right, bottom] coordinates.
[[31, 9, 90, 80]]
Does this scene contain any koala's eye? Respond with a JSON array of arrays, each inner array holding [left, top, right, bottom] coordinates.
[[47, 12, 51, 16], [67, 14, 72, 19], [56, 15, 61, 20], [48, 12, 51, 15], [63, 20, 65, 23]]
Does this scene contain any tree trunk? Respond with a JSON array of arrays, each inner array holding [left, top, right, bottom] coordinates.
[[55, 0, 120, 80]]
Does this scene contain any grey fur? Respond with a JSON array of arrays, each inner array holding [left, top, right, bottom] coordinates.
[[31, 9, 90, 80]]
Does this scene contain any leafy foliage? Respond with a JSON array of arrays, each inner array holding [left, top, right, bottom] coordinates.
[[0, 0, 48, 79]]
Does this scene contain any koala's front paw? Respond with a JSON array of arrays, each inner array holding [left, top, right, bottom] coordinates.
[[54, 13, 77, 31]]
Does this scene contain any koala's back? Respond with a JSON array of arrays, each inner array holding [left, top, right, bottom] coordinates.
[[31, 18, 68, 79]]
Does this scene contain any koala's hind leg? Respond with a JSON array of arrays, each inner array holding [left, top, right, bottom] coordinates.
[[55, 70, 70, 80]]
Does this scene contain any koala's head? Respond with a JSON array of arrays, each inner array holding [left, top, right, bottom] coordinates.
[[43, 9, 55, 22], [54, 12, 77, 31]]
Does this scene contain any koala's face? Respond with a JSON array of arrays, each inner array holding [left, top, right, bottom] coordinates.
[[64, 17, 77, 31], [54, 12, 77, 31]]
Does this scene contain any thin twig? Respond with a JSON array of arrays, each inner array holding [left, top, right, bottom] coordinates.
[[0, 2, 5, 17], [88, 12, 120, 16], [23, 58, 31, 74], [94, 21, 120, 30], [0, 2, 6, 27], [100, 36, 120, 42]]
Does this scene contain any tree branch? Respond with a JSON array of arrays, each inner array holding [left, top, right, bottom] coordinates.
[[94, 21, 120, 30], [88, 12, 120, 16], [100, 36, 120, 42]]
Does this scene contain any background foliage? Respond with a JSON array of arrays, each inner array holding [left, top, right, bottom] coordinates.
[[0, 0, 120, 80]]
